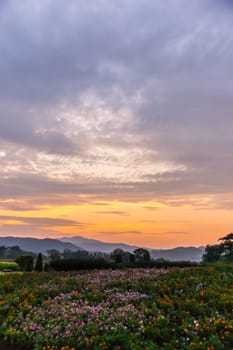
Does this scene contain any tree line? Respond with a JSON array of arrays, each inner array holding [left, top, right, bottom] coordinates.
[[0, 245, 35, 260], [3, 233, 232, 272], [15, 246, 197, 272], [202, 233, 233, 263]]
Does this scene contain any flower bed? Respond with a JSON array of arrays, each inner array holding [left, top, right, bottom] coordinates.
[[0, 265, 232, 349]]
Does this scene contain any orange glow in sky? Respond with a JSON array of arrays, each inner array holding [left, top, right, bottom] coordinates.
[[0, 196, 231, 248]]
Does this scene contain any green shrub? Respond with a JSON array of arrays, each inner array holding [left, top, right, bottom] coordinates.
[[15, 255, 34, 272], [49, 257, 114, 271]]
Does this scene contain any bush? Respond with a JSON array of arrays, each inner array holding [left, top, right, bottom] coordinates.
[[49, 258, 198, 271], [15, 255, 34, 272], [49, 258, 114, 271]]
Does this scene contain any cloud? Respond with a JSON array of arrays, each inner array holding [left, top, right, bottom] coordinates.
[[1, 168, 233, 209], [95, 211, 130, 216], [0, 0, 233, 212], [164, 231, 192, 235], [0, 201, 36, 212], [0, 215, 86, 227], [0, 223, 52, 236], [143, 206, 160, 211], [0, 214, 88, 238], [96, 230, 142, 236]]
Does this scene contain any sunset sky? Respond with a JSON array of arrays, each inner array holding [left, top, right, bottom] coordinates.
[[0, 0, 233, 248]]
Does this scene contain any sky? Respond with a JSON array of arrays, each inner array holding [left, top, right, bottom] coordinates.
[[0, 0, 233, 249]]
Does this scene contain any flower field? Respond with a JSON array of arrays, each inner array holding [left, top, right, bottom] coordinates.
[[0, 264, 233, 349]]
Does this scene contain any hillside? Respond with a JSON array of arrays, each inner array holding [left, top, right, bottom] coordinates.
[[61, 235, 139, 253], [0, 237, 81, 254], [150, 246, 205, 262]]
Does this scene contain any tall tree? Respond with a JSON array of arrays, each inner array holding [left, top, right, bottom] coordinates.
[[111, 248, 124, 263], [219, 233, 233, 261], [47, 249, 61, 262], [134, 248, 151, 262], [202, 233, 233, 263], [202, 244, 223, 263], [35, 253, 43, 272]]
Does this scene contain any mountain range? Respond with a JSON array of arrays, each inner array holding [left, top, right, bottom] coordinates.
[[60, 236, 139, 253], [0, 235, 205, 261], [61, 236, 204, 261], [0, 237, 81, 254]]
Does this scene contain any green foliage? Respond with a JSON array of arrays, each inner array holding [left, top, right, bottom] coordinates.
[[15, 255, 34, 272], [110, 248, 124, 263], [49, 257, 197, 271], [203, 233, 233, 263], [0, 245, 34, 260], [219, 233, 233, 261], [62, 248, 90, 259], [49, 257, 114, 271], [202, 244, 223, 263], [34, 253, 43, 272], [110, 248, 151, 265], [0, 261, 19, 272], [0, 265, 233, 349], [133, 248, 151, 262]]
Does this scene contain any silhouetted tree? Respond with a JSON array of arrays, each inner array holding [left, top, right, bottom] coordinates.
[[0, 246, 5, 258], [202, 244, 223, 263], [5, 245, 22, 259], [63, 249, 89, 259], [122, 251, 135, 263], [202, 233, 233, 263], [62, 249, 73, 259], [219, 233, 233, 261], [47, 249, 61, 262], [134, 248, 151, 262], [111, 248, 124, 263], [35, 253, 43, 272]]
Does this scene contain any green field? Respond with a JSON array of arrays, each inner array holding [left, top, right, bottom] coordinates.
[[0, 264, 232, 349], [0, 261, 19, 272]]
